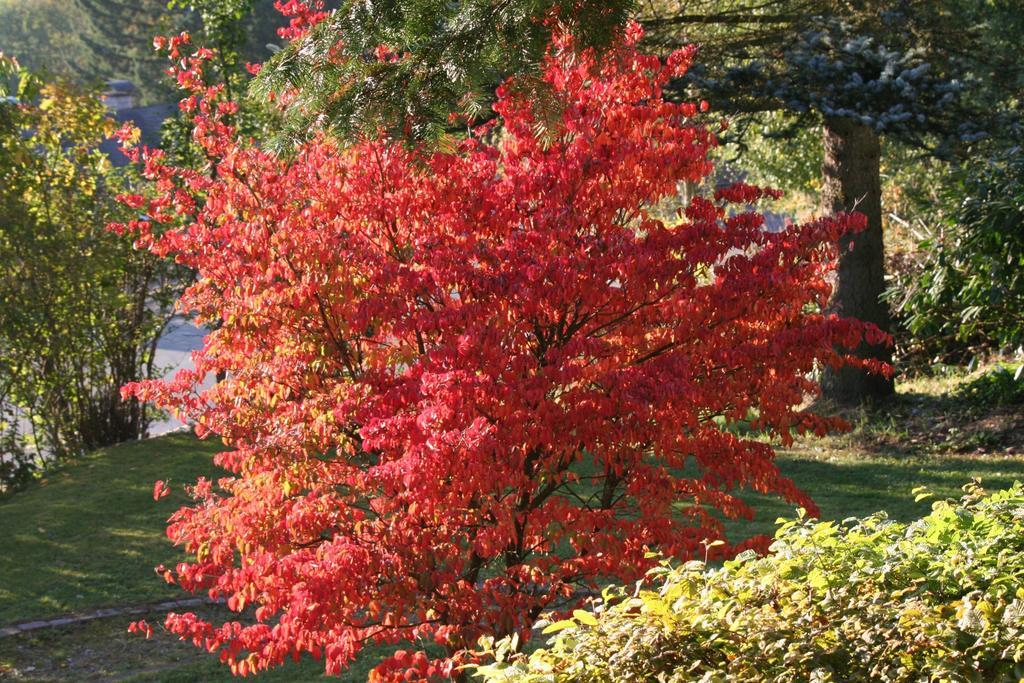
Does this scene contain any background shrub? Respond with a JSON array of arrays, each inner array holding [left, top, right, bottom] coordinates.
[[955, 364, 1024, 409], [0, 60, 182, 480], [887, 146, 1024, 363]]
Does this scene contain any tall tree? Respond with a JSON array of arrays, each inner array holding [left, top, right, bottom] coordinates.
[[73, 0, 195, 103], [642, 0, 1013, 403]]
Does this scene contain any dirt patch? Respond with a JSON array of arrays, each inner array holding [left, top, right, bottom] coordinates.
[[802, 380, 1023, 460]]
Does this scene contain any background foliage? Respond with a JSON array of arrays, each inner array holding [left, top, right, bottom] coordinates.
[[887, 146, 1024, 362], [0, 60, 181, 487], [0, 0, 289, 104]]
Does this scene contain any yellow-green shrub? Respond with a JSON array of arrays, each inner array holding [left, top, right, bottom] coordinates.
[[475, 482, 1024, 682]]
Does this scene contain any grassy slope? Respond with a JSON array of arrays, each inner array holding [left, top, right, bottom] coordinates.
[[0, 433, 221, 625], [1, 366, 1022, 680]]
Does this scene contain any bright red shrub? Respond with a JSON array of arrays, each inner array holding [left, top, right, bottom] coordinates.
[[118, 25, 886, 681]]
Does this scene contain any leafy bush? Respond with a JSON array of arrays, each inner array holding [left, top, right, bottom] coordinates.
[[118, 26, 882, 680], [956, 364, 1024, 408], [476, 482, 1024, 682], [888, 146, 1024, 361]]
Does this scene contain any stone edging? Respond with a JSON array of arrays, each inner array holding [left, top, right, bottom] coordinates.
[[0, 598, 220, 639]]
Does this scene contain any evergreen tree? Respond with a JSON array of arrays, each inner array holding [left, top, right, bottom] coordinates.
[[73, 0, 195, 103], [252, 0, 635, 143], [642, 0, 1019, 404]]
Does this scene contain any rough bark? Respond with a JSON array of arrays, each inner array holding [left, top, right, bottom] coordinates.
[[820, 116, 895, 404]]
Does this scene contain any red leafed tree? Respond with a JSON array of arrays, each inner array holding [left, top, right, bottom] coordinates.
[[118, 24, 885, 682]]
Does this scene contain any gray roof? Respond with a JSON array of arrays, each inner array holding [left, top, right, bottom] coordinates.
[[100, 102, 177, 166]]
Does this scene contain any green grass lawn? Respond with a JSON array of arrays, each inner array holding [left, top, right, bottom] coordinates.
[[723, 450, 1024, 541], [0, 433, 221, 625], [1, 365, 1022, 680]]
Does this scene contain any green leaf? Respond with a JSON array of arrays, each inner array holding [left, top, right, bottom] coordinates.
[[541, 619, 577, 634], [573, 610, 599, 626]]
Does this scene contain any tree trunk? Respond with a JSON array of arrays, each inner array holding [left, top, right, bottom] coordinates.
[[820, 116, 895, 404]]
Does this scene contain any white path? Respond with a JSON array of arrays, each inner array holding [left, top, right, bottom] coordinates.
[[148, 317, 210, 437]]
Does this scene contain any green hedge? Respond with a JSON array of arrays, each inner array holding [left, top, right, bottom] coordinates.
[[475, 482, 1024, 682]]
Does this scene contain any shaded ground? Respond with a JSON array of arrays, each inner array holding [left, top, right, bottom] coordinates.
[[1, 363, 1021, 680], [806, 363, 1024, 458], [0, 606, 338, 682]]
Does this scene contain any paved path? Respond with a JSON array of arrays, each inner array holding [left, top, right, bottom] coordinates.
[[0, 598, 222, 639]]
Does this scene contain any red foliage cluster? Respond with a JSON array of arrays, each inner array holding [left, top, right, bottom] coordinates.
[[273, 0, 328, 41], [116, 23, 885, 682]]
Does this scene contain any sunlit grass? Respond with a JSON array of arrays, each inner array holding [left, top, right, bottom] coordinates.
[[0, 432, 222, 625]]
